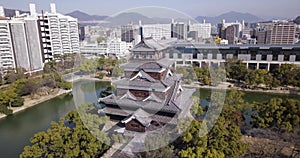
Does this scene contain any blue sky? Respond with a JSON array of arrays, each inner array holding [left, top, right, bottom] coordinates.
[[0, 0, 299, 19]]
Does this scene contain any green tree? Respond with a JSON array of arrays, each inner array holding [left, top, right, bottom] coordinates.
[[225, 59, 248, 82], [111, 66, 124, 78], [253, 98, 300, 132], [272, 64, 299, 87], [178, 116, 247, 158], [194, 66, 211, 85], [78, 59, 98, 73], [20, 109, 110, 158], [0, 87, 24, 107], [4, 68, 27, 84], [97, 36, 106, 43]]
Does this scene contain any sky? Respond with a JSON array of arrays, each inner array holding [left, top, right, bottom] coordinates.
[[0, 0, 300, 19]]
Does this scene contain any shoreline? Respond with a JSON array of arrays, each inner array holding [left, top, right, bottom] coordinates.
[[0, 89, 72, 120], [183, 82, 300, 95]]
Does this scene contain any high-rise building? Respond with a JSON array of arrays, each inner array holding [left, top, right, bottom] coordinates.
[[225, 25, 237, 44], [37, 3, 80, 61], [0, 15, 43, 72], [142, 24, 171, 40], [121, 23, 136, 42], [270, 22, 296, 44], [0, 3, 80, 72], [0, 17, 15, 69], [189, 21, 212, 39], [171, 22, 188, 40], [256, 29, 272, 44], [255, 22, 296, 44]]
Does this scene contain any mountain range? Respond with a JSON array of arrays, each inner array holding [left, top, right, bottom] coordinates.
[[66, 10, 108, 21], [195, 11, 264, 24], [66, 10, 265, 26], [0, 8, 273, 25]]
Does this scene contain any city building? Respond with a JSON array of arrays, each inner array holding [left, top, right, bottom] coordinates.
[[0, 16, 15, 70], [225, 25, 238, 44], [189, 20, 212, 39], [99, 34, 195, 133], [121, 23, 136, 43], [270, 22, 297, 44], [107, 38, 132, 56], [0, 3, 80, 72], [218, 19, 243, 40], [165, 42, 300, 71], [171, 21, 188, 40], [37, 3, 80, 61], [79, 41, 108, 56], [142, 23, 171, 40], [0, 13, 43, 72]]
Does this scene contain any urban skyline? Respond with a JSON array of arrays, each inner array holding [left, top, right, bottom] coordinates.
[[0, 0, 300, 19]]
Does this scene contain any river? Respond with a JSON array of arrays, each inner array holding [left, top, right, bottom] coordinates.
[[0, 81, 298, 158]]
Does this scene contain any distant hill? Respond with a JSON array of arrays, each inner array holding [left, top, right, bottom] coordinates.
[[294, 16, 300, 24], [106, 12, 156, 26], [66, 10, 108, 21], [66, 10, 265, 26], [196, 11, 264, 24], [3, 8, 29, 17]]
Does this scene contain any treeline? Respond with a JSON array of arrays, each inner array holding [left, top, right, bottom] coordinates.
[[226, 59, 300, 88], [77, 56, 125, 79], [187, 59, 300, 88], [0, 64, 72, 115]]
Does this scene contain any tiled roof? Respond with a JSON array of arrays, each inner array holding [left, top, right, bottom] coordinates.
[[113, 78, 167, 90], [132, 38, 167, 52], [131, 70, 156, 82]]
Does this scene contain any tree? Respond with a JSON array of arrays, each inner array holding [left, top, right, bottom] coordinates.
[[253, 98, 300, 132], [111, 66, 124, 78], [97, 36, 106, 43], [272, 64, 300, 87], [4, 68, 27, 84], [245, 69, 272, 87], [78, 59, 98, 73], [20, 109, 110, 158], [0, 87, 24, 107], [178, 116, 247, 158], [225, 59, 248, 82], [194, 66, 211, 85], [222, 89, 246, 125]]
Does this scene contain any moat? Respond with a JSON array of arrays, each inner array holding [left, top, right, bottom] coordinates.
[[0, 80, 298, 158]]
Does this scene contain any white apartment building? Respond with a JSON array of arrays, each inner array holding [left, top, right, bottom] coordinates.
[[37, 3, 79, 61], [189, 21, 212, 39], [107, 38, 132, 56], [143, 24, 171, 40], [0, 17, 15, 69], [80, 41, 108, 56], [0, 8, 43, 72]]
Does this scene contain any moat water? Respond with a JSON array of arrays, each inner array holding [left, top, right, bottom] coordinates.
[[0, 80, 298, 158]]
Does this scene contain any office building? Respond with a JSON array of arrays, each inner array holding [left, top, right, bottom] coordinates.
[[225, 25, 238, 44], [270, 22, 297, 44], [142, 24, 171, 40], [165, 42, 300, 72], [121, 23, 136, 42], [171, 22, 188, 40], [189, 21, 212, 39]]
